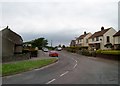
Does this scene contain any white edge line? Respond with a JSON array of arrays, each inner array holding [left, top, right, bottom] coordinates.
[[46, 79, 56, 84], [60, 71, 69, 77]]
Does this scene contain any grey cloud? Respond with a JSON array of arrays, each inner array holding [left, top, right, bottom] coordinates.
[[1, 0, 119, 46]]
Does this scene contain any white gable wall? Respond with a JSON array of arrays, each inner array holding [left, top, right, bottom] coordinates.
[[103, 28, 117, 49]]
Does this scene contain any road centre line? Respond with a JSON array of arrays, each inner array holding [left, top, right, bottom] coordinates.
[[73, 63, 77, 68], [46, 79, 56, 84], [60, 71, 69, 77], [71, 57, 78, 68], [75, 60, 77, 63]]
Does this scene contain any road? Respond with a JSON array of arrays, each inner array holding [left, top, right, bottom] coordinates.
[[2, 50, 119, 84]]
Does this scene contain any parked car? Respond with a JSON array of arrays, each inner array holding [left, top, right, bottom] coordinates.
[[49, 51, 58, 57], [42, 48, 49, 52], [57, 47, 62, 51]]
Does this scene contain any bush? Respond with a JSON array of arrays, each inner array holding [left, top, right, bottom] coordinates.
[[65, 46, 82, 53], [81, 49, 91, 56], [96, 49, 102, 54], [91, 51, 96, 57]]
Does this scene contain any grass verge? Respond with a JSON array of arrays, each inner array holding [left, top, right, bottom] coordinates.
[[2, 58, 58, 76]]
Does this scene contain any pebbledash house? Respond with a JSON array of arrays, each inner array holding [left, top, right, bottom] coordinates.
[[1, 26, 23, 58], [88, 27, 117, 50]]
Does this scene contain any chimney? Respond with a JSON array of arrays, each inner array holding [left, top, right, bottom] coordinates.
[[101, 26, 104, 31], [84, 31, 86, 35], [6, 26, 9, 29]]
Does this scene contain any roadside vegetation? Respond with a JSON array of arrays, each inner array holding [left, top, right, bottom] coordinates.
[[66, 47, 120, 57], [96, 50, 120, 55], [2, 58, 58, 76]]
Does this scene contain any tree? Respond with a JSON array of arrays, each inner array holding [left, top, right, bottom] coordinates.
[[58, 44, 61, 47], [62, 45, 66, 48], [27, 37, 48, 49]]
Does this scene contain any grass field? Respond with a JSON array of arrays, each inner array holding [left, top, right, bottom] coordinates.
[[2, 58, 58, 76]]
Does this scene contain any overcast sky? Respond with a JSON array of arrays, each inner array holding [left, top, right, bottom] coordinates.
[[0, 0, 119, 46]]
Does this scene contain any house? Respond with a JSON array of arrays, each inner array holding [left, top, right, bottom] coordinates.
[[113, 30, 120, 49], [75, 32, 92, 47], [88, 27, 117, 50], [70, 40, 76, 47], [0, 31, 2, 59], [2, 26, 23, 58]]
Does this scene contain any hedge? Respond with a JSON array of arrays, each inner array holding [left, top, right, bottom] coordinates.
[[96, 50, 120, 55]]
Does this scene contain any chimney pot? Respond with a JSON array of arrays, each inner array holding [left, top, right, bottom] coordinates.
[[101, 26, 104, 31]]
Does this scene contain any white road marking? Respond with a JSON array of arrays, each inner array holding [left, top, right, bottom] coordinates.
[[46, 79, 56, 84], [71, 58, 78, 69], [75, 60, 77, 63], [73, 63, 77, 68], [60, 71, 69, 77]]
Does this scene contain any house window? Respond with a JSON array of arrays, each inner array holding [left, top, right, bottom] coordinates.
[[106, 36, 110, 43], [96, 37, 99, 41], [79, 39, 81, 42], [86, 39, 88, 43], [92, 38, 94, 41]]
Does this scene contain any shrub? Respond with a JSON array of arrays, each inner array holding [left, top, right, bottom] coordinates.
[[96, 49, 102, 54], [81, 49, 91, 56]]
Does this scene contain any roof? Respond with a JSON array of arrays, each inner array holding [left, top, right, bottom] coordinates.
[[77, 33, 89, 40], [2, 26, 23, 44], [113, 30, 120, 37], [2, 26, 23, 40], [89, 28, 110, 39]]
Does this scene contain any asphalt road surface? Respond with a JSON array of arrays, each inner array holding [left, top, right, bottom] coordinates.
[[2, 50, 119, 84]]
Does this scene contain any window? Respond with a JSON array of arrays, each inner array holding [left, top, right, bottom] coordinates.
[[86, 39, 88, 43], [96, 37, 99, 41], [106, 36, 110, 43], [79, 39, 81, 42], [92, 38, 94, 41]]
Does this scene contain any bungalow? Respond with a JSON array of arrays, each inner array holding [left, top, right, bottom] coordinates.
[[88, 27, 117, 50], [75, 32, 92, 47], [113, 30, 120, 49], [2, 26, 23, 58]]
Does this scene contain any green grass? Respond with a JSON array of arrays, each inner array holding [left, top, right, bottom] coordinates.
[[0, 64, 2, 76], [96, 50, 120, 55], [2, 58, 58, 76]]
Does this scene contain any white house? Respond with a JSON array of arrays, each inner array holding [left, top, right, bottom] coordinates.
[[88, 27, 117, 50], [113, 30, 120, 49], [75, 32, 92, 47]]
